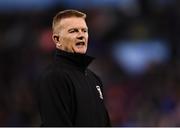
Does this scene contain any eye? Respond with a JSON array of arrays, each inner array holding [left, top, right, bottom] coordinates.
[[82, 29, 88, 33], [68, 28, 78, 33]]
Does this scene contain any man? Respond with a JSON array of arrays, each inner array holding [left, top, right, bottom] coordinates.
[[37, 9, 111, 126]]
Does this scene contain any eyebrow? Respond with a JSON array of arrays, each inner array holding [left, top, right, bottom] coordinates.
[[68, 27, 88, 32], [68, 28, 78, 32]]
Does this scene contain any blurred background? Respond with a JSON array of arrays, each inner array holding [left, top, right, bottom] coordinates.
[[0, 0, 180, 126]]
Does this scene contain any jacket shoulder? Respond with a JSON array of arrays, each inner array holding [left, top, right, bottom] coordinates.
[[41, 62, 67, 77], [38, 63, 70, 87]]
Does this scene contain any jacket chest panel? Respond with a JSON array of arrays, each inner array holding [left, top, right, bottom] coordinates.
[[67, 70, 107, 125], [68, 70, 103, 105]]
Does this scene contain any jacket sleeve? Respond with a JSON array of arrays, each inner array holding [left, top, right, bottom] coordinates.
[[37, 70, 75, 126]]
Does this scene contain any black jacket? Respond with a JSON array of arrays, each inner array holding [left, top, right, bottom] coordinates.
[[37, 49, 111, 126]]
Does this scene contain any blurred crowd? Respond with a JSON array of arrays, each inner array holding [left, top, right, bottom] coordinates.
[[0, 0, 180, 126]]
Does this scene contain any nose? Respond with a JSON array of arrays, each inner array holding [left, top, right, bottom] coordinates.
[[77, 32, 85, 40], [77, 36, 84, 40], [77, 29, 86, 40]]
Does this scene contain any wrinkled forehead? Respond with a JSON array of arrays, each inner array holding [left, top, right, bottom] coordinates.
[[57, 17, 88, 30]]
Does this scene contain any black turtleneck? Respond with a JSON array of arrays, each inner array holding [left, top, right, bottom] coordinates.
[[54, 49, 94, 72], [37, 49, 111, 127]]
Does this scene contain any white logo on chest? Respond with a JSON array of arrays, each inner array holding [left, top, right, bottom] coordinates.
[[96, 86, 103, 99]]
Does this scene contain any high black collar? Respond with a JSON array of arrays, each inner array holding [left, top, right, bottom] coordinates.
[[54, 49, 94, 71]]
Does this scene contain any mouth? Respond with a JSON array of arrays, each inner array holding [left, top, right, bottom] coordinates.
[[75, 41, 85, 46]]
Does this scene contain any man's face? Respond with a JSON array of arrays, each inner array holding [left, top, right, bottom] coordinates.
[[54, 17, 88, 54]]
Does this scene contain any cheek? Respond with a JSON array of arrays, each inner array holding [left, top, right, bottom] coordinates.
[[86, 37, 88, 45], [86, 34, 89, 40], [62, 37, 75, 48], [61, 35, 74, 44]]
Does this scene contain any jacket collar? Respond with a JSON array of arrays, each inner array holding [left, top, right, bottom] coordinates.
[[55, 49, 94, 70]]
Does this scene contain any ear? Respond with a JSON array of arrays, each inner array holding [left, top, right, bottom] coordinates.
[[52, 34, 59, 44]]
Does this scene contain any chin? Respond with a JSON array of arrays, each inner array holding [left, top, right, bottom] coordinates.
[[76, 51, 86, 54], [74, 48, 87, 54], [75, 49, 87, 54]]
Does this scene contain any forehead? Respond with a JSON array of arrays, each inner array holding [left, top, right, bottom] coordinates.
[[58, 17, 87, 29]]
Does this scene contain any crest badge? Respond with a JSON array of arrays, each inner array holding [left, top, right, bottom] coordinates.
[[96, 86, 103, 99]]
